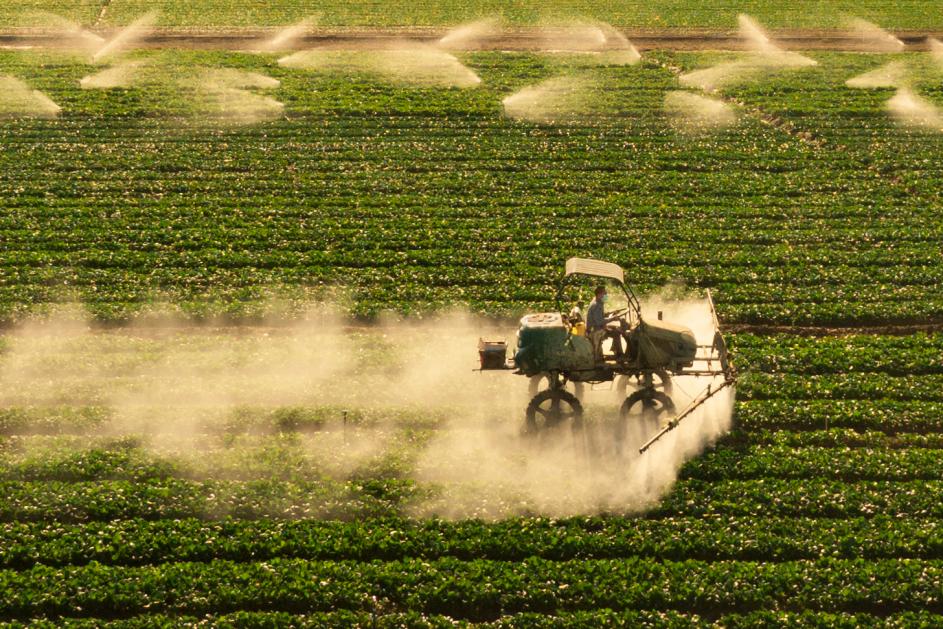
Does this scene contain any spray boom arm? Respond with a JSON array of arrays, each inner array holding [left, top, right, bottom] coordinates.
[[638, 375, 735, 454], [639, 289, 737, 454]]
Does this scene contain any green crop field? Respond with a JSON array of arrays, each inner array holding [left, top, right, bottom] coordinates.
[[2, 50, 942, 324], [2, 2, 943, 626]]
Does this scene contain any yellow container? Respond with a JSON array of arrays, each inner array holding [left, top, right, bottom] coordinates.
[[571, 322, 586, 337]]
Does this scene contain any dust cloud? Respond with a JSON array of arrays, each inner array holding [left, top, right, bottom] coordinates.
[[502, 75, 591, 123], [0, 294, 734, 519], [0, 75, 60, 118], [279, 43, 481, 88], [664, 90, 737, 132], [887, 87, 943, 130]]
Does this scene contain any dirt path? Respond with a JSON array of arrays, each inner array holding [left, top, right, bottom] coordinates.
[[1, 27, 942, 52]]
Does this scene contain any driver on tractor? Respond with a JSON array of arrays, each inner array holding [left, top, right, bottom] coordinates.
[[586, 285, 629, 361]]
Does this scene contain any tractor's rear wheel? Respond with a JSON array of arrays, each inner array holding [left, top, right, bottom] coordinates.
[[529, 374, 585, 400], [525, 389, 583, 434], [616, 389, 675, 444], [615, 369, 672, 400]]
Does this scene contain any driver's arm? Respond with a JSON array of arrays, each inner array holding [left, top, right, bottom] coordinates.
[[603, 309, 624, 323]]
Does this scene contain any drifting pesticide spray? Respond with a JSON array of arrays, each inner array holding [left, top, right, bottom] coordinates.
[[0, 75, 60, 118], [0, 296, 733, 519], [412, 294, 734, 518]]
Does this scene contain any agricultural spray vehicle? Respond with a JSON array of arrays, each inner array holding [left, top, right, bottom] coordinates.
[[478, 258, 736, 453]]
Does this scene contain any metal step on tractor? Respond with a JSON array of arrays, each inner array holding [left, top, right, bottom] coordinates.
[[477, 257, 737, 453]]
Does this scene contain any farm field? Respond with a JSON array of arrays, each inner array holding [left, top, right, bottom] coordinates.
[[1, 5, 943, 627], [0, 328, 942, 625], [1, 50, 943, 324]]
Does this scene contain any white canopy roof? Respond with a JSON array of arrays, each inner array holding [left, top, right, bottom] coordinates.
[[564, 257, 625, 284]]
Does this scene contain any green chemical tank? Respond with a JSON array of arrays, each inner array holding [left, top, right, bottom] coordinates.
[[633, 319, 698, 371], [513, 313, 595, 377]]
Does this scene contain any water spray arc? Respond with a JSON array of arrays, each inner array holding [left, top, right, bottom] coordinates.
[[24, 11, 105, 54], [845, 61, 908, 89], [0, 75, 60, 119], [252, 17, 318, 53], [91, 11, 158, 63], [499, 19, 639, 124], [843, 31, 943, 132], [669, 14, 819, 134], [678, 14, 816, 93], [80, 59, 149, 90], [887, 88, 943, 130], [276, 18, 491, 88], [436, 17, 503, 50], [846, 18, 905, 53], [279, 42, 481, 88], [501, 75, 592, 123]]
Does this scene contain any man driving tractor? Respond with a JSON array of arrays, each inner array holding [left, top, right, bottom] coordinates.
[[586, 285, 630, 361]]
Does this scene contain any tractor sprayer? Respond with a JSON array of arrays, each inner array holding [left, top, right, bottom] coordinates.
[[477, 257, 737, 454]]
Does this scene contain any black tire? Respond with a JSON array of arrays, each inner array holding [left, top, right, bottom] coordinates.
[[525, 389, 584, 433], [614, 369, 673, 400], [529, 374, 585, 400], [616, 389, 675, 444]]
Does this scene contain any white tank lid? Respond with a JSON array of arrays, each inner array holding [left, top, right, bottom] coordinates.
[[520, 312, 565, 328]]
